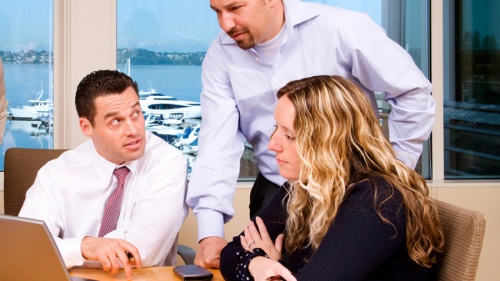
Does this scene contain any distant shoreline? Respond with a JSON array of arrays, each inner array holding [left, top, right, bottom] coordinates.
[[0, 48, 206, 65]]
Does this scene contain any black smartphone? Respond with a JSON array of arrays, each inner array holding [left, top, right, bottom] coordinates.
[[173, 265, 213, 281]]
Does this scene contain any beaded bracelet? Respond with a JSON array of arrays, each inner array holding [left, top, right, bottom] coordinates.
[[235, 248, 269, 281]]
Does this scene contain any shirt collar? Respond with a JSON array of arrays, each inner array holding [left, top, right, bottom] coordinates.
[[89, 140, 140, 183], [283, 0, 320, 29]]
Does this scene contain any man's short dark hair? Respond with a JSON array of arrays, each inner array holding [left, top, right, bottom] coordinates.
[[75, 70, 139, 125]]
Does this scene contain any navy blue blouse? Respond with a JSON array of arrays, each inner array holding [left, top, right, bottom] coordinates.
[[220, 177, 433, 281]]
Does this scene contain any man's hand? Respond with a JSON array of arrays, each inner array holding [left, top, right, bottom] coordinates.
[[194, 236, 228, 268], [81, 236, 142, 280]]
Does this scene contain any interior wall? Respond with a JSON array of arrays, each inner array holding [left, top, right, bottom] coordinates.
[[430, 183, 500, 281], [178, 185, 252, 250]]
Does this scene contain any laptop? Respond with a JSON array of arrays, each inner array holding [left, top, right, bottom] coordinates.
[[0, 214, 95, 281]]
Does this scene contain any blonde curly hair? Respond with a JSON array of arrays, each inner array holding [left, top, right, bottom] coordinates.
[[277, 75, 444, 267]]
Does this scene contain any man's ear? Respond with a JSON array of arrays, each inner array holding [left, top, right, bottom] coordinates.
[[79, 117, 93, 137]]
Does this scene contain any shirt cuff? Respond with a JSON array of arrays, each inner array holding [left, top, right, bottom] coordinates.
[[196, 210, 225, 242], [56, 236, 85, 268], [393, 146, 419, 169]]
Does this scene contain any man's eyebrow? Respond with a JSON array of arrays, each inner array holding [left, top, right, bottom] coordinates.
[[104, 110, 119, 120], [211, 1, 240, 10]]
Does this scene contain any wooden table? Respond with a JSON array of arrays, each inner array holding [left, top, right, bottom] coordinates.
[[70, 266, 224, 281]]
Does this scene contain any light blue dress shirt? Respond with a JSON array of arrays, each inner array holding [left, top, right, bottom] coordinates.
[[188, 0, 435, 241]]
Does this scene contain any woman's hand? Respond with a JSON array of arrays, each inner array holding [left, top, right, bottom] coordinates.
[[240, 216, 284, 261], [248, 256, 296, 281]]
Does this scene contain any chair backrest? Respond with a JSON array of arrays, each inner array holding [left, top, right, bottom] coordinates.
[[4, 147, 67, 216], [433, 199, 486, 281]]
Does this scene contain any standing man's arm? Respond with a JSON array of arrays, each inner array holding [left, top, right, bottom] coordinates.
[[344, 12, 435, 168], [0, 58, 8, 144], [187, 44, 244, 268]]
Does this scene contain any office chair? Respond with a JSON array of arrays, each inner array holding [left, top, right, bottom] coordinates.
[[3, 147, 196, 265], [4, 147, 66, 216], [433, 199, 486, 281]]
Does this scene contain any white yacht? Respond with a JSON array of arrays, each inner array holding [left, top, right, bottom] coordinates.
[[8, 88, 53, 120], [138, 87, 166, 100], [140, 95, 201, 120]]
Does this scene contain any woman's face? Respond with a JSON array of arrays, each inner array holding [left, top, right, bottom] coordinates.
[[268, 95, 300, 180]]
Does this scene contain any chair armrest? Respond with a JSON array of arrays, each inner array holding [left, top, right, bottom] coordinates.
[[177, 244, 197, 265]]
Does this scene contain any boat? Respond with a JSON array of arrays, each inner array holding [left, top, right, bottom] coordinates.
[[138, 87, 166, 100], [120, 59, 201, 120], [172, 124, 200, 149], [140, 95, 201, 120], [8, 88, 53, 121], [149, 122, 200, 154], [144, 113, 184, 127]]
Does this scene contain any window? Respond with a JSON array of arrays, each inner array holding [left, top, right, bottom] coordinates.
[[117, 1, 203, 177], [117, 0, 431, 180], [117, 0, 260, 180], [0, 0, 54, 171], [443, 0, 500, 178], [308, 0, 432, 177]]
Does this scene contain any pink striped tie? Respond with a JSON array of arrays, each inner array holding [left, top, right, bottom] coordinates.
[[98, 166, 130, 237]]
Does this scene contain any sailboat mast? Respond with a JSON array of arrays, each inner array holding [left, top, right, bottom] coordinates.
[[127, 58, 131, 76]]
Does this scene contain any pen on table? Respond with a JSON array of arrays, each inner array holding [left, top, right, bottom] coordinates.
[[126, 251, 135, 262]]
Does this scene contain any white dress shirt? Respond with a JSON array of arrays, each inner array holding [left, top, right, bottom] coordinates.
[[187, 0, 435, 241], [19, 131, 188, 268]]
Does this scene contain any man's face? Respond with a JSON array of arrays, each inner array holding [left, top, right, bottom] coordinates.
[[210, 0, 278, 50], [80, 86, 146, 165]]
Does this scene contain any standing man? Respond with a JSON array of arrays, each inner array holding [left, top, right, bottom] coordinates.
[[0, 58, 8, 144], [188, 0, 435, 268], [19, 70, 188, 280]]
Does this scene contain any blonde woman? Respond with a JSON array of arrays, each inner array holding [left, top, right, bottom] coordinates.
[[220, 75, 444, 281]]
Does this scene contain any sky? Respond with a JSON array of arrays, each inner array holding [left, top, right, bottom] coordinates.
[[0, 0, 382, 52], [0, 0, 52, 51], [117, 0, 381, 52], [117, 0, 220, 52]]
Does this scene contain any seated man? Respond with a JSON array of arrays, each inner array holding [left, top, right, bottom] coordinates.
[[19, 70, 188, 280]]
